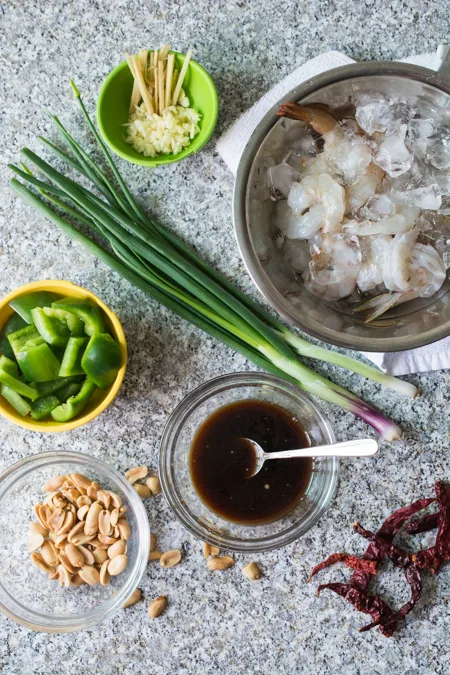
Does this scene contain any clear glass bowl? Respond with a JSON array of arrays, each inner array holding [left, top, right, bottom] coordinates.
[[159, 373, 338, 553], [0, 451, 150, 632]]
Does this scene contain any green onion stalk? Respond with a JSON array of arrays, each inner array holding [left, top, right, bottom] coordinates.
[[9, 82, 418, 440]]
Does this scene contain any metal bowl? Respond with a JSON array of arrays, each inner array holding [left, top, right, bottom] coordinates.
[[234, 61, 450, 352]]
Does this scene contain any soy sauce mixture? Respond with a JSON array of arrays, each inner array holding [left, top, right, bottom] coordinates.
[[190, 399, 312, 525]]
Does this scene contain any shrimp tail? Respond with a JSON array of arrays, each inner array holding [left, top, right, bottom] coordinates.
[[276, 103, 337, 134], [353, 291, 418, 323]]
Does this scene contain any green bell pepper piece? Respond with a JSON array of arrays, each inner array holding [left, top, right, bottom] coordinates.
[[0, 384, 31, 416], [30, 395, 60, 420], [9, 291, 59, 324], [59, 337, 89, 377], [52, 298, 105, 336], [31, 307, 72, 347], [56, 381, 83, 403], [0, 369, 38, 400], [16, 340, 61, 382], [0, 313, 27, 360], [81, 333, 122, 388], [51, 378, 97, 422], [0, 355, 19, 377], [43, 307, 85, 336], [29, 375, 83, 399], [7, 325, 40, 353]]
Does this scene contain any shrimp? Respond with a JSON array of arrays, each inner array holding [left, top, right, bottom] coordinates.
[[343, 202, 420, 236], [303, 233, 361, 300], [345, 164, 385, 213], [278, 103, 372, 183], [285, 174, 345, 238], [354, 242, 447, 322], [356, 235, 392, 293], [383, 228, 418, 292]]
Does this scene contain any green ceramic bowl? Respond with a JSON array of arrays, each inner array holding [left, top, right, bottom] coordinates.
[[97, 52, 218, 167]]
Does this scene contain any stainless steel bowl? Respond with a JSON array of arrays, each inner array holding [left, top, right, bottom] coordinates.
[[234, 60, 450, 351]]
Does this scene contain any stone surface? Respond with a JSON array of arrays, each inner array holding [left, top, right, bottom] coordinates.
[[1, 0, 450, 673]]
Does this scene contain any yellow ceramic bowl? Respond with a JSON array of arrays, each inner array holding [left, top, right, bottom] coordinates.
[[0, 281, 127, 433]]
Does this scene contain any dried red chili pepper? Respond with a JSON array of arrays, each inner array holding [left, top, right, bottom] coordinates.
[[353, 522, 412, 569], [412, 481, 450, 573], [316, 582, 396, 637], [350, 497, 435, 591], [405, 511, 440, 535], [308, 553, 377, 582]]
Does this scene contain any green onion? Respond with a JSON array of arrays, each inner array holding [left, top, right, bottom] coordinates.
[[8, 85, 418, 440]]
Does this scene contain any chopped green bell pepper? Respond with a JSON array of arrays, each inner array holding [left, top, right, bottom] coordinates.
[[31, 307, 72, 347], [0, 384, 31, 416], [30, 395, 60, 420], [9, 291, 59, 324], [52, 297, 105, 336], [0, 313, 27, 359], [14, 337, 61, 383], [51, 378, 96, 422], [7, 325, 40, 353], [81, 333, 121, 388], [0, 355, 19, 377], [30, 375, 83, 399], [59, 337, 89, 377], [0, 369, 38, 400], [43, 307, 85, 336], [56, 381, 83, 403]]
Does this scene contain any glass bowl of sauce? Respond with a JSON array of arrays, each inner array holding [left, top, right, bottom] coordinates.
[[159, 373, 338, 553]]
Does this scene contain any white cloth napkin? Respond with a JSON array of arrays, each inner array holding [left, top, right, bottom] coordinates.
[[217, 47, 450, 376]]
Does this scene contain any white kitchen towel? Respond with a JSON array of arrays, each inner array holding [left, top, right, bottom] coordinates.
[[217, 46, 450, 376]]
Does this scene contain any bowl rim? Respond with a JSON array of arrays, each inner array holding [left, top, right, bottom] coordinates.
[[233, 61, 450, 352], [97, 51, 219, 167], [159, 371, 338, 553], [0, 280, 127, 432], [0, 450, 150, 633]]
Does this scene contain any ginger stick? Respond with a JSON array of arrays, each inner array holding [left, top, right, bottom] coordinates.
[[128, 50, 147, 113], [153, 49, 159, 113], [159, 43, 170, 61], [165, 54, 175, 109], [126, 54, 154, 116], [158, 60, 165, 115], [171, 49, 192, 106]]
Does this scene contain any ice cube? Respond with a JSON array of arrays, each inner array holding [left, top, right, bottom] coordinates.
[[267, 163, 299, 200], [272, 200, 292, 232], [427, 129, 450, 170], [283, 238, 311, 273], [398, 184, 442, 210], [374, 124, 411, 177], [354, 92, 393, 134], [408, 118, 437, 141], [287, 182, 309, 214], [362, 194, 396, 220]]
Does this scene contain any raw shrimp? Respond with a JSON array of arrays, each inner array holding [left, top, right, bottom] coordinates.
[[343, 202, 420, 236], [355, 242, 447, 322], [285, 174, 345, 238], [345, 164, 385, 213], [278, 104, 372, 183], [383, 228, 419, 292], [356, 235, 392, 292], [303, 233, 361, 301]]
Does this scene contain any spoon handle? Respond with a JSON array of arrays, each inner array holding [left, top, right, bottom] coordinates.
[[265, 438, 378, 460]]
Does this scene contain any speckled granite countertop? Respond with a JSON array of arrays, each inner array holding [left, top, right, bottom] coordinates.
[[1, 1, 450, 673]]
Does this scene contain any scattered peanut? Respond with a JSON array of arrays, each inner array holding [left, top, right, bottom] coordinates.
[[125, 465, 148, 484], [147, 595, 167, 619], [207, 556, 235, 571], [150, 533, 157, 553], [146, 476, 161, 495], [241, 562, 261, 581], [134, 483, 152, 498], [160, 549, 182, 568], [148, 551, 163, 561], [122, 588, 142, 609], [28, 473, 132, 591], [203, 542, 221, 558]]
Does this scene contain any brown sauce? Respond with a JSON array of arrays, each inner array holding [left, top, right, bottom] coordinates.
[[189, 399, 312, 525]]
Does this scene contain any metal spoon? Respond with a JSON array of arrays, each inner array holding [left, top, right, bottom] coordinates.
[[242, 438, 379, 478]]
